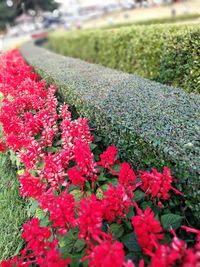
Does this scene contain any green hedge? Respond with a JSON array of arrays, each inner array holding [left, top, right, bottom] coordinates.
[[48, 24, 200, 94], [20, 42, 200, 217], [0, 153, 27, 260]]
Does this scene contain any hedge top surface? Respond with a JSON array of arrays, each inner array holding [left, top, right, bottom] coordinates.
[[20, 42, 200, 179]]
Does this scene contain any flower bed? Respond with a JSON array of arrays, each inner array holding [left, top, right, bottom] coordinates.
[[0, 50, 200, 267]]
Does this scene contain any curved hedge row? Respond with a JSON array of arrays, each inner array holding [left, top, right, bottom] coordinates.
[[20, 42, 200, 216], [48, 24, 200, 94]]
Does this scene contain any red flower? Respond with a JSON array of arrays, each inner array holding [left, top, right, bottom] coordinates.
[[40, 152, 66, 188], [19, 172, 47, 199], [132, 202, 164, 253], [98, 146, 118, 170], [67, 166, 86, 187], [37, 249, 71, 267], [86, 240, 125, 267], [182, 225, 200, 242], [21, 218, 52, 256], [39, 190, 76, 233], [148, 231, 187, 267], [118, 162, 136, 187], [139, 167, 182, 200], [78, 195, 104, 242], [102, 184, 132, 223], [74, 140, 97, 181]]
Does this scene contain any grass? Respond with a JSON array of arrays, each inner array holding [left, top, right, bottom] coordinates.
[[0, 152, 27, 260]]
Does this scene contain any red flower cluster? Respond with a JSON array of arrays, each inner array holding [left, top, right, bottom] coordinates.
[[132, 202, 164, 254], [0, 49, 198, 267], [139, 167, 183, 201], [85, 240, 125, 267], [102, 184, 132, 223]]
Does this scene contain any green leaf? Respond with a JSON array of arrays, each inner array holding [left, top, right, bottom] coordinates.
[[112, 164, 120, 172], [133, 190, 145, 202], [127, 206, 135, 219], [110, 224, 124, 239], [161, 213, 182, 230], [90, 143, 97, 151], [46, 147, 59, 153], [110, 178, 118, 187], [70, 254, 81, 267], [96, 188, 104, 199], [121, 233, 141, 252], [70, 190, 83, 202], [35, 208, 45, 220], [59, 230, 75, 254], [27, 199, 39, 216], [97, 172, 108, 182], [101, 184, 109, 192], [74, 239, 85, 253], [40, 215, 50, 227]]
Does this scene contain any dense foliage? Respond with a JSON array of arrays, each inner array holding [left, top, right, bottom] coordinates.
[[20, 42, 200, 217], [0, 49, 200, 267], [48, 24, 200, 94]]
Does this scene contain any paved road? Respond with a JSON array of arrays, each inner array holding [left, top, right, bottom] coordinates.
[[0, 34, 31, 51]]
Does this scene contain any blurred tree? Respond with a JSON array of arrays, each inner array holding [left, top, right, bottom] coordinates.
[[0, 0, 59, 30], [23, 0, 59, 14], [0, 1, 17, 29]]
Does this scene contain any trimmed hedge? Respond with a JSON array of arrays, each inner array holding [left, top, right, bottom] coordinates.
[[20, 42, 200, 217], [48, 24, 200, 94], [0, 153, 27, 260]]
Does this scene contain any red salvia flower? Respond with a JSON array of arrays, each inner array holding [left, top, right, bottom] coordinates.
[[98, 146, 118, 170], [139, 167, 183, 200], [132, 201, 164, 253], [39, 189, 76, 234], [67, 166, 86, 187], [102, 184, 132, 223], [78, 195, 104, 242], [85, 240, 125, 267]]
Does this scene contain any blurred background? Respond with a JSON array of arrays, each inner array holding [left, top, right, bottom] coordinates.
[[0, 0, 200, 50]]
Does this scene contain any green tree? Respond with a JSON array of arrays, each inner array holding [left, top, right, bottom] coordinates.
[[0, 0, 59, 30], [0, 1, 17, 29], [22, 0, 59, 14]]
